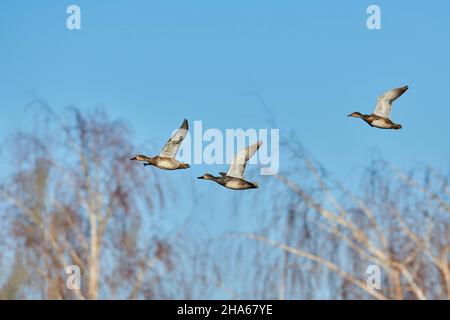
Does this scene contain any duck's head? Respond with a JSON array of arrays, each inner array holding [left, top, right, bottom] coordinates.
[[197, 173, 215, 180], [130, 154, 147, 161], [347, 111, 363, 118]]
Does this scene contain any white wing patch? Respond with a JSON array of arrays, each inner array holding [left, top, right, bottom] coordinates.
[[226, 141, 263, 179], [373, 86, 408, 119], [373, 97, 392, 118], [159, 119, 189, 158]]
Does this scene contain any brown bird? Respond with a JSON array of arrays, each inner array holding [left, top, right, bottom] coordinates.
[[198, 141, 263, 190], [348, 85, 409, 130], [130, 119, 190, 170]]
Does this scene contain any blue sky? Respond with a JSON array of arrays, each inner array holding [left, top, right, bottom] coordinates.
[[1, 1, 449, 177], [0, 0, 449, 297]]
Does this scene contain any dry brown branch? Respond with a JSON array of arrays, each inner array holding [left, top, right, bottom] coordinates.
[[240, 233, 388, 300]]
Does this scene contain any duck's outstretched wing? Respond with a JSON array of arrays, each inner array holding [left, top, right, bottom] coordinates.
[[373, 85, 408, 118], [159, 119, 189, 158], [226, 141, 263, 179]]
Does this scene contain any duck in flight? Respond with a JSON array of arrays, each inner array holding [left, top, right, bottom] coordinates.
[[348, 85, 409, 130], [197, 141, 263, 190], [130, 119, 190, 170]]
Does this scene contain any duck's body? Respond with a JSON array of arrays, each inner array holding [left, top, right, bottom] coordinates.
[[138, 155, 190, 170], [351, 113, 402, 130], [130, 119, 190, 170], [199, 173, 258, 190], [348, 86, 408, 130], [198, 141, 262, 191]]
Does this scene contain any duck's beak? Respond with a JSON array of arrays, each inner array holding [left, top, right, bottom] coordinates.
[[130, 157, 137, 161], [197, 176, 204, 179], [347, 114, 352, 117]]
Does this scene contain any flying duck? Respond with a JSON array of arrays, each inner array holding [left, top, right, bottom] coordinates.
[[197, 141, 263, 190], [130, 119, 190, 170], [348, 85, 409, 129]]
